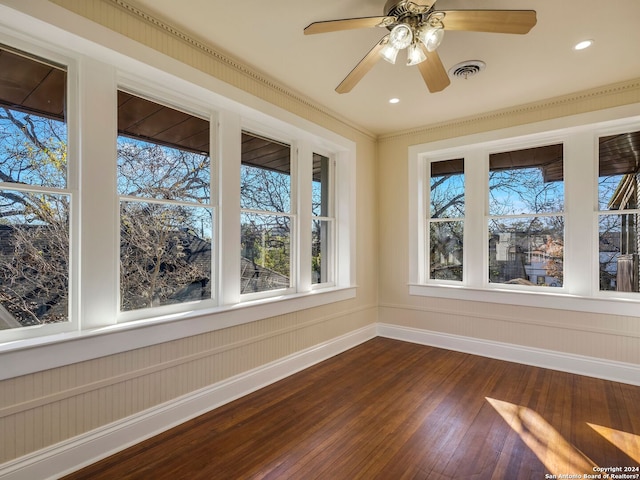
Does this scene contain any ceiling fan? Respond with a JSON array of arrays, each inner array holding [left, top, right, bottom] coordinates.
[[304, 0, 537, 94]]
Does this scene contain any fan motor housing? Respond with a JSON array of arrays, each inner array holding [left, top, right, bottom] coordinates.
[[384, 0, 436, 16]]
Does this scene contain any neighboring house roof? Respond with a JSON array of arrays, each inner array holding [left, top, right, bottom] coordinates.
[[608, 173, 638, 210], [240, 257, 289, 294], [0, 224, 68, 328], [0, 304, 21, 329]]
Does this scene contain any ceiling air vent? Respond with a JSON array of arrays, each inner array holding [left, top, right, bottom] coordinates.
[[448, 60, 486, 79]]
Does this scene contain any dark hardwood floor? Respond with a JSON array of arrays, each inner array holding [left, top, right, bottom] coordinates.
[[63, 337, 640, 479]]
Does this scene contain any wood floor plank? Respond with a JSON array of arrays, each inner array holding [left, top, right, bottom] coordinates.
[[62, 338, 640, 480]]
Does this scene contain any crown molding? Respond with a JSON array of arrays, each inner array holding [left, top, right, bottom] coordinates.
[[45, 0, 377, 140], [40, 1, 640, 144], [108, 0, 376, 140], [379, 78, 640, 143]]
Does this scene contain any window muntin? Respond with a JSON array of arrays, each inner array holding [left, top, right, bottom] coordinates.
[[428, 159, 464, 282], [488, 144, 564, 287], [598, 130, 640, 292], [0, 44, 70, 328], [117, 91, 213, 312], [240, 132, 293, 295], [312, 153, 334, 285]]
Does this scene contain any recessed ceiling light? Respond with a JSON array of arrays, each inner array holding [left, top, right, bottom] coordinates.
[[389, 98, 400, 104], [574, 39, 594, 50]]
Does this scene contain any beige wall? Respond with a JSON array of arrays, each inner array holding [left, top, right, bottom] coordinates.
[[0, 0, 378, 464], [377, 80, 640, 366], [1, 0, 639, 468]]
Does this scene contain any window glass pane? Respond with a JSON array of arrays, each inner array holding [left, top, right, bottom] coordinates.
[[599, 132, 640, 210], [429, 159, 464, 283], [117, 139, 209, 202], [430, 221, 463, 281], [117, 92, 210, 203], [120, 202, 212, 311], [0, 111, 67, 188], [430, 159, 464, 219], [241, 212, 290, 293], [241, 132, 290, 213], [599, 215, 634, 291], [489, 144, 564, 216], [0, 45, 69, 329], [0, 191, 69, 326], [312, 153, 332, 285], [488, 217, 564, 287], [240, 132, 292, 295], [312, 153, 330, 216], [0, 46, 67, 188], [312, 219, 331, 284], [598, 130, 640, 292], [117, 92, 212, 311]]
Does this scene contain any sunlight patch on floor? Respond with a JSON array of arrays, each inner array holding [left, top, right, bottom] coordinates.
[[486, 397, 597, 474], [588, 423, 640, 464]]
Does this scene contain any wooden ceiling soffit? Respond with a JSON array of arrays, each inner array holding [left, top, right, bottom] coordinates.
[[117, 90, 209, 155], [599, 132, 640, 177], [0, 45, 66, 120], [241, 131, 291, 175], [490, 144, 564, 183]]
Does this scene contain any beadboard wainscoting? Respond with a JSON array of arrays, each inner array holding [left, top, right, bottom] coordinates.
[[3, 318, 639, 480], [0, 322, 378, 480]]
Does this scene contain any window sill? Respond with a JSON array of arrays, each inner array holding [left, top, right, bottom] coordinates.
[[409, 283, 640, 318], [0, 286, 356, 380]]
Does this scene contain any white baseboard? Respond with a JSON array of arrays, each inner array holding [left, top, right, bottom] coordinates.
[[0, 324, 377, 480], [377, 323, 640, 386]]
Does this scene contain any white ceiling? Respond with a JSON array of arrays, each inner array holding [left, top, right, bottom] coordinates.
[[130, 0, 640, 136]]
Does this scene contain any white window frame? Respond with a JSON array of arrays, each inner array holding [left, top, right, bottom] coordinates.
[[595, 123, 640, 301], [309, 148, 336, 290], [485, 141, 566, 289], [239, 127, 297, 301], [0, 35, 80, 342], [115, 88, 219, 322], [409, 106, 640, 318], [425, 157, 465, 286], [0, 5, 356, 379]]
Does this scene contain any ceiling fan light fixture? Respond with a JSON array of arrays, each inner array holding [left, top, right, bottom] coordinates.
[[419, 25, 445, 52], [406, 42, 427, 66], [381, 42, 400, 64], [305, 2, 537, 95], [388, 24, 413, 49]]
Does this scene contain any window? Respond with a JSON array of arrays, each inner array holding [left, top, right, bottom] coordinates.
[[410, 115, 640, 317], [428, 158, 464, 282], [117, 91, 214, 312], [0, 25, 356, 363], [488, 144, 564, 287], [598, 130, 640, 293], [312, 152, 334, 285], [240, 132, 293, 296], [0, 44, 70, 329]]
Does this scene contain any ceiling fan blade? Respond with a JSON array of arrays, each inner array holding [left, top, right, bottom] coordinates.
[[335, 37, 387, 94], [417, 48, 450, 93], [304, 16, 396, 35], [440, 10, 537, 34]]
